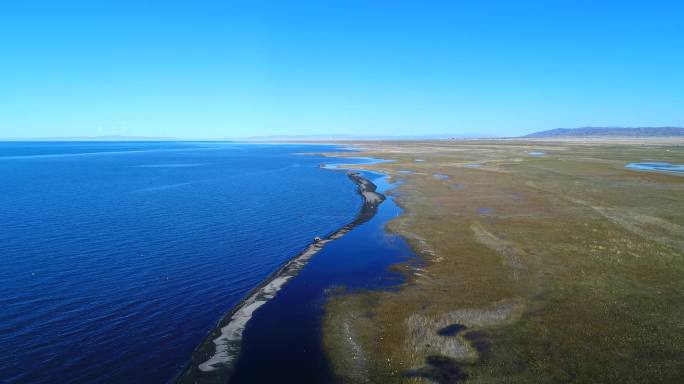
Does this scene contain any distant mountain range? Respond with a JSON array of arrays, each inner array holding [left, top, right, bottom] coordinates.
[[5, 128, 684, 141], [523, 127, 684, 138]]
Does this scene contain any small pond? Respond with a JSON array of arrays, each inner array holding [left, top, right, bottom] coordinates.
[[625, 162, 684, 175]]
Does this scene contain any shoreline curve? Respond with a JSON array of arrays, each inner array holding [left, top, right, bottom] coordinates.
[[174, 171, 385, 384]]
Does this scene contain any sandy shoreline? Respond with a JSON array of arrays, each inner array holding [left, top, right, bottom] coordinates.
[[174, 171, 385, 384]]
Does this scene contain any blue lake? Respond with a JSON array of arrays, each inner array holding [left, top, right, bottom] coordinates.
[[0, 142, 381, 383], [228, 171, 415, 383]]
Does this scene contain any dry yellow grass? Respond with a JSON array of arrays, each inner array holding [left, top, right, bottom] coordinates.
[[323, 140, 684, 383]]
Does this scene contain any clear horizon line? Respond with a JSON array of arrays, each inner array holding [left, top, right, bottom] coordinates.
[[0, 133, 503, 141]]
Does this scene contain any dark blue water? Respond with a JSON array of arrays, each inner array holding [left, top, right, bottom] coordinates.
[[229, 171, 415, 383], [0, 142, 370, 383]]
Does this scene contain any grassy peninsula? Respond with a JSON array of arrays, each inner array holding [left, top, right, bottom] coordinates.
[[323, 139, 684, 383]]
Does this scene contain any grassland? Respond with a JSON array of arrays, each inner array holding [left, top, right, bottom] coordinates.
[[322, 139, 684, 383]]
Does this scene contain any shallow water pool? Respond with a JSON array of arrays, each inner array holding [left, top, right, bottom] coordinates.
[[625, 162, 684, 175]]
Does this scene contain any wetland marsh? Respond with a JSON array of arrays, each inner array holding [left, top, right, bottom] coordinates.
[[323, 139, 684, 383]]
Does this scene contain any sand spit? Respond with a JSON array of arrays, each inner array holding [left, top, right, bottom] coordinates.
[[174, 172, 385, 384]]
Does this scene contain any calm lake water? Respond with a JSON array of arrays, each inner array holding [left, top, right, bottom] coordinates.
[[228, 171, 415, 383], [0, 142, 373, 383]]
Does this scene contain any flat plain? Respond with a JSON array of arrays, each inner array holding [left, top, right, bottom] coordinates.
[[323, 139, 684, 383]]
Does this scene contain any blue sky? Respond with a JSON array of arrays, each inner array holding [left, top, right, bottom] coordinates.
[[1, 0, 683, 138]]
